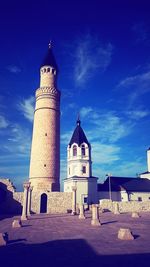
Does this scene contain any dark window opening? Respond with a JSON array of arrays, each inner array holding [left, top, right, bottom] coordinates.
[[73, 145, 77, 156], [81, 144, 85, 156], [82, 166, 86, 173], [84, 197, 88, 204]]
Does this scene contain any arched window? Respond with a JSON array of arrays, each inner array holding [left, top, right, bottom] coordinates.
[[81, 144, 85, 156], [73, 145, 77, 156]]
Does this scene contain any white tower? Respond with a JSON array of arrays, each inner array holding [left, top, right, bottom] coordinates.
[[140, 147, 150, 179], [147, 148, 150, 173], [29, 43, 60, 192], [64, 119, 98, 205], [67, 119, 92, 178]]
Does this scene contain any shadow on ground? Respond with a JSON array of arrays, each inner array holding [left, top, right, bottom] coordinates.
[[0, 238, 150, 267]]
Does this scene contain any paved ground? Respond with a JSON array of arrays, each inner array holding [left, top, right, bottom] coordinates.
[[0, 211, 150, 267]]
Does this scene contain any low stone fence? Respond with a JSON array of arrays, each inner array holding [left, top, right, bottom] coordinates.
[[99, 199, 150, 212]]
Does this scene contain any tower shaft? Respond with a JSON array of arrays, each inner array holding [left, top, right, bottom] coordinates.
[[29, 46, 60, 192]]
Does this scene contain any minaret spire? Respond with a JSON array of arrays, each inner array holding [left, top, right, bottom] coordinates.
[[77, 113, 81, 126], [48, 41, 52, 49]]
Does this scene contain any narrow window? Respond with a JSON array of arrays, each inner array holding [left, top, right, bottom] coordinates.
[[73, 145, 77, 156], [81, 144, 85, 156], [44, 164, 46, 167], [47, 68, 50, 72], [138, 197, 142, 202], [45, 133, 47, 136], [52, 68, 55, 74], [84, 197, 88, 204], [44, 68, 46, 73], [82, 166, 86, 173]]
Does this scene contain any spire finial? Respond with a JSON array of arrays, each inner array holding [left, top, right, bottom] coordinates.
[[77, 113, 81, 126], [48, 41, 52, 49]]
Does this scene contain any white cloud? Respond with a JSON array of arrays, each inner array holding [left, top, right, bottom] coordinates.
[[92, 158, 146, 182], [92, 142, 121, 164], [118, 71, 150, 88], [0, 115, 9, 129], [80, 107, 93, 118], [80, 107, 131, 143], [73, 34, 113, 85], [61, 131, 73, 145], [111, 159, 146, 178], [126, 109, 149, 120], [117, 71, 150, 106], [7, 65, 21, 74], [5, 124, 32, 156], [18, 96, 35, 122]]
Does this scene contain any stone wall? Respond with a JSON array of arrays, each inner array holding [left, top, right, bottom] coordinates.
[[99, 199, 150, 212], [31, 192, 72, 214], [0, 179, 73, 215]]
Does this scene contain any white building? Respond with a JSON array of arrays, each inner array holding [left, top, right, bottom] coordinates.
[[140, 147, 150, 179], [64, 119, 98, 205], [98, 176, 150, 202]]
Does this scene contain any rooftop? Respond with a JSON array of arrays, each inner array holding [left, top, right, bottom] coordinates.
[[98, 176, 150, 192], [40, 43, 58, 70], [69, 119, 89, 147]]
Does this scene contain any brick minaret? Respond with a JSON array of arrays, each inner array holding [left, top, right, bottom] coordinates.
[[29, 43, 60, 192]]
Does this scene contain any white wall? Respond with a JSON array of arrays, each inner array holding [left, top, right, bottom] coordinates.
[[140, 173, 150, 179], [64, 177, 97, 205], [129, 192, 150, 201], [98, 190, 150, 202]]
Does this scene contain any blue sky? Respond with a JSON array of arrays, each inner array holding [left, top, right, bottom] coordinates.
[[0, 0, 150, 191]]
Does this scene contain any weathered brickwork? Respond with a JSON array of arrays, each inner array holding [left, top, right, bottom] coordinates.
[[29, 54, 61, 192], [31, 192, 72, 214]]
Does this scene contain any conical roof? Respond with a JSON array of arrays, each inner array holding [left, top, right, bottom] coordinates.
[[40, 43, 58, 71], [69, 119, 89, 147]]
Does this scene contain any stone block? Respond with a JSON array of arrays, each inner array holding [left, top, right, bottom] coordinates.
[[0, 232, 8, 246], [132, 212, 140, 218], [118, 228, 134, 240], [12, 219, 22, 228]]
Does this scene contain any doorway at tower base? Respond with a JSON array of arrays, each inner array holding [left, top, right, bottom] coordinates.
[[30, 192, 72, 214]]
